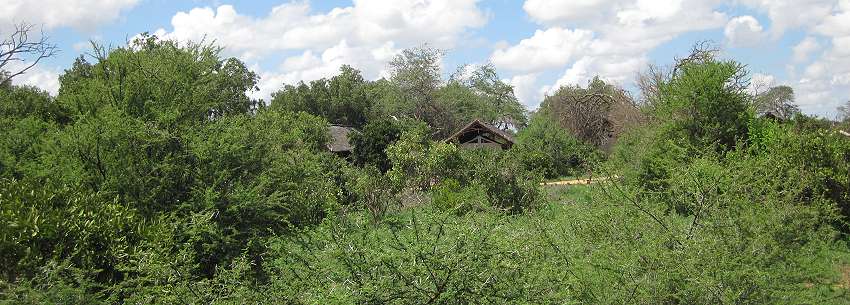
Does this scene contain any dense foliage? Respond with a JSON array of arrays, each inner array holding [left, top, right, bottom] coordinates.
[[513, 111, 601, 179], [1, 36, 848, 304]]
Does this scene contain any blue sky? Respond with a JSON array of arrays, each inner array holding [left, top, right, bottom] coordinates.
[[3, 0, 850, 117]]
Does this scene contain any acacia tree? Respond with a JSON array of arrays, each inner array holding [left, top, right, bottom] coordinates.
[[0, 23, 58, 86], [388, 45, 444, 119], [754, 85, 799, 120], [449, 63, 527, 130]]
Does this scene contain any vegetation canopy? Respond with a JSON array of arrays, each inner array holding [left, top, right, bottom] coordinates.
[[1, 32, 848, 304]]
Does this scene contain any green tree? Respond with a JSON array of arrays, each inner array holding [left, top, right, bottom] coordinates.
[[350, 118, 407, 172], [57, 34, 259, 129], [270, 65, 372, 127], [656, 56, 750, 151], [513, 112, 600, 179], [448, 64, 527, 129], [0, 86, 68, 179]]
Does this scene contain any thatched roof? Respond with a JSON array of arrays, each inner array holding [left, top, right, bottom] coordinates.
[[328, 125, 356, 152], [446, 119, 514, 149]]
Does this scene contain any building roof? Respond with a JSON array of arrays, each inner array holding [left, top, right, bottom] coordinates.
[[446, 119, 514, 144], [327, 125, 356, 152]]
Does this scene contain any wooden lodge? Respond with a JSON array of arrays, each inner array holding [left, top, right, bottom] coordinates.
[[445, 119, 514, 150]]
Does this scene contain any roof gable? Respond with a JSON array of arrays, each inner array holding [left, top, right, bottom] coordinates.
[[446, 119, 514, 145]]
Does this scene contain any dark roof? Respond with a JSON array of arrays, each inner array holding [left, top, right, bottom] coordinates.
[[328, 125, 356, 152], [446, 119, 514, 144]]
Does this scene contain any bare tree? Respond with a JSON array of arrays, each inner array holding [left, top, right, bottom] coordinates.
[[0, 22, 58, 86], [544, 77, 643, 149]]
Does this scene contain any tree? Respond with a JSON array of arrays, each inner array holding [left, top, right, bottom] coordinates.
[[350, 119, 406, 172], [540, 77, 639, 148], [448, 64, 527, 130], [0, 23, 59, 86], [838, 100, 850, 123], [388, 45, 443, 112], [57, 34, 259, 127], [270, 65, 372, 127], [513, 112, 600, 179], [386, 45, 456, 136], [754, 85, 799, 120]]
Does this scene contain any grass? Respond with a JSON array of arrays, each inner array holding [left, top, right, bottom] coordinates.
[[543, 183, 593, 204]]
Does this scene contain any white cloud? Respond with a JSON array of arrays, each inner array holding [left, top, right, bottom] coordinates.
[[740, 0, 835, 37], [792, 37, 821, 63], [157, 1, 486, 58], [0, 0, 138, 31], [523, 0, 616, 24], [503, 0, 726, 109], [789, 2, 850, 115], [490, 28, 594, 73], [3, 61, 61, 95], [251, 40, 401, 101], [724, 16, 766, 47], [508, 73, 541, 107], [749, 72, 777, 94], [157, 1, 487, 100]]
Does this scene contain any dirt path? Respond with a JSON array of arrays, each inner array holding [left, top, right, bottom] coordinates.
[[540, 176, 616, 186]]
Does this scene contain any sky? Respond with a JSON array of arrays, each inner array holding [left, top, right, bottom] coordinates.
[[3, 0, 850, 118]]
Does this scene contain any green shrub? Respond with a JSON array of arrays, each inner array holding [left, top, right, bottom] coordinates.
[[513, 113, 601, 179], [0, 178, 139, 284], [655, 58, 750, 151], [469, 151, 542, 214], [386, 127, 462, 192], [350, 166, 399, 222], [431, 179, 489, 215], [264, 209, 552, 304], [350, 118, 407, 172]]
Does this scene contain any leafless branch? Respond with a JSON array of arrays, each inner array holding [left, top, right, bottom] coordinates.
[[0, 22, 59, 85]]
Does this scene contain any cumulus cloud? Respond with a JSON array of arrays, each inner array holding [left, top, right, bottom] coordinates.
[[724, 16, 766, 47], [0, 0, 138, 31], [792, 37, 821, 63], [523, 0, 614, 24], [740, 0, 835, 38], [156, 1, 486, 58], [156, 0, 487, 100], [490, 28, 594, 73], [788, 2, 850, 115], [508, 73, 541, 108], [500, 0, 726, 107], [3, 61, 61, 95]]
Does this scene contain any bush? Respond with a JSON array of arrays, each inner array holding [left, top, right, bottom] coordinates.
[[386, 127, 462, 191], [430, 179, 489, 215], [350, 166, 399, 222], [655, 58, 750, 151], [473, 153, 542, 214], [513, 113, 601, 179], [350, 118, 407, 172], [264, 209, 552, 304], [0, 178, 139, 284]]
